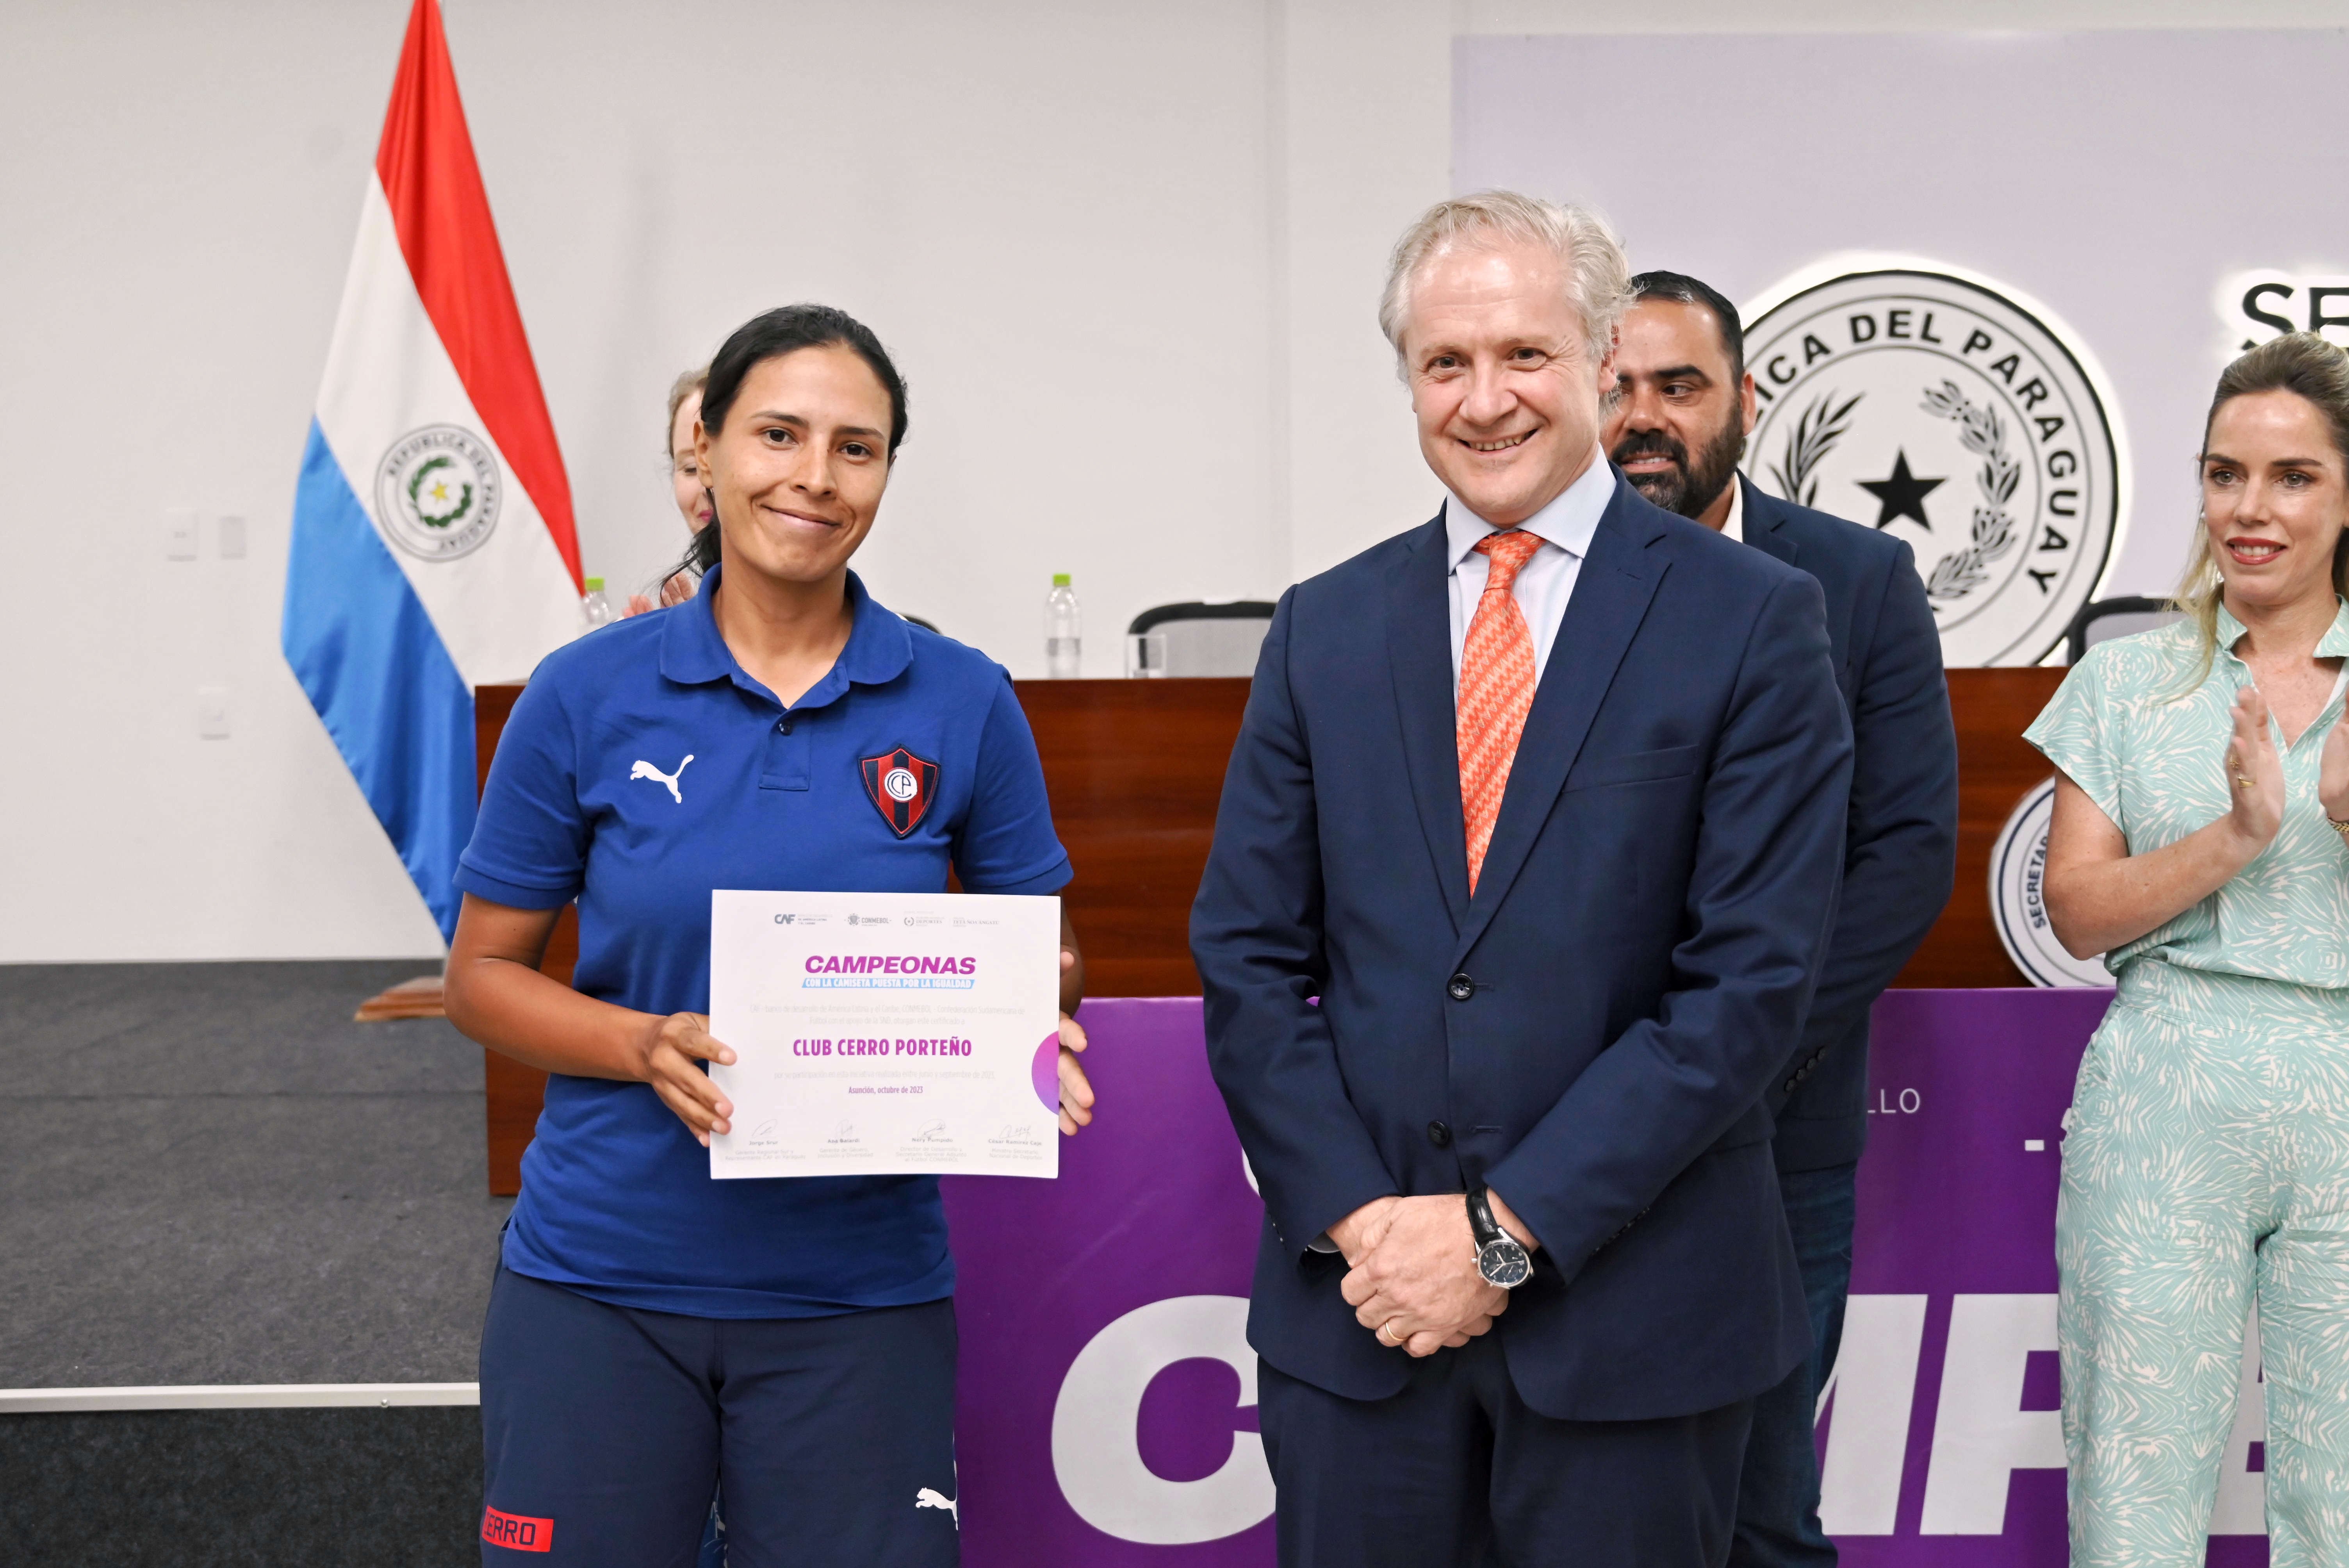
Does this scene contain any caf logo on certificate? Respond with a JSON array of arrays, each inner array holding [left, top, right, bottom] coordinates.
[[1989, 777, 2109, 988], [374, 424, 503, 562], [1742, 262, 2125, 667]]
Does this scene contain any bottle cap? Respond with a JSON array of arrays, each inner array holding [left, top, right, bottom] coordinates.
[[1052, 573, 1072, 587], [585, 577, 605, 592]]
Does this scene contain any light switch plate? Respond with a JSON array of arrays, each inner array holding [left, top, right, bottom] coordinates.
[[166, 507, 199, 561], [198, 687, 230, 739], [216, 515, 246, 559]]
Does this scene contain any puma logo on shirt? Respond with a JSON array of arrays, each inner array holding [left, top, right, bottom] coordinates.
[[629, 755, 693, 804]]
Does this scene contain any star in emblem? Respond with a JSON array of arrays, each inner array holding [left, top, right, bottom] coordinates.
[[1857, 449, 1945, 531]]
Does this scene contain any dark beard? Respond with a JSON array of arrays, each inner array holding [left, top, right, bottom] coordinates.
[[1611, 412, 1747, 521]]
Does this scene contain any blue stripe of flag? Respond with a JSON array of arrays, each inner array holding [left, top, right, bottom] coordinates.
[[282, 419, 476, 941]]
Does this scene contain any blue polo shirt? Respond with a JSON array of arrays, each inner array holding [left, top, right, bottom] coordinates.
[[455, 564, 1071, 1318]]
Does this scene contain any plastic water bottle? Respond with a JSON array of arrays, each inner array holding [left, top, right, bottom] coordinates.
[[1045, 574, 1082, 678], [581, 576, 613, 631]]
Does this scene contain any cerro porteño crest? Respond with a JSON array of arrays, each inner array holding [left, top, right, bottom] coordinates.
[[1742, 265, 2123, 667], [861, 746, 940, 839], [374, 424, 503, 562]]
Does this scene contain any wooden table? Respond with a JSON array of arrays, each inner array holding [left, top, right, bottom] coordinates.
[[474, 668, 2063, 1193], [1895, 668, 2064, 987], [473, 685, 577, 1195]]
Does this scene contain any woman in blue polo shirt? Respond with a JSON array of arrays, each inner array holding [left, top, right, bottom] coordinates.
[[444, 304, 1094, 1566]]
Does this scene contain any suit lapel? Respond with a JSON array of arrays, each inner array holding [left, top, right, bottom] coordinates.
[[1739, 475, 1800, 571], [1453, 486, 1669, 962], [1385, 515, 1469, 930]]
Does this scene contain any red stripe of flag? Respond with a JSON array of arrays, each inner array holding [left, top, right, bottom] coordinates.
[[374, 0, 582, 589]]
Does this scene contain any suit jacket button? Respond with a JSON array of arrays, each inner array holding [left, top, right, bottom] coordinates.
[[1426, 1120, 1453, 1148], [1784, 1078, 1800, 1093], [1447, 973, 1475, 1001]]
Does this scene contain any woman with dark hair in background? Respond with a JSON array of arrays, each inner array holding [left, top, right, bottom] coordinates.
[[446, 304, 1097, 1565], [623, 365, 713, 616], [2030, 331, 2349, 1566]]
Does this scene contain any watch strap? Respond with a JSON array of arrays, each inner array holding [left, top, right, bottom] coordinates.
[[1465, 1184, 1504, 1248]]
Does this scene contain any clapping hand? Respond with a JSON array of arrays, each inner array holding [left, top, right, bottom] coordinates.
[[621, 576, 698, 618], [2225, 685, 2287, 852], [2322, 707, 2349, 826]]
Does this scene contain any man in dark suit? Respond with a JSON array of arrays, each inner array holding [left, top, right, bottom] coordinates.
[[1190, 192, 1855, 1568], [1603, 270, 1959, 1568]]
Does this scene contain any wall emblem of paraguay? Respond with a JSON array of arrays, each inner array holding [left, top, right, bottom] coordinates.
[[1743, 267, 2123, 666], [374, 424, 503, 562]]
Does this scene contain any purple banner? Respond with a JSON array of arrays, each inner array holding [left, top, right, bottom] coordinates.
[[943, 991, 2274, 1565], [1832, 991, 2267, 1568]]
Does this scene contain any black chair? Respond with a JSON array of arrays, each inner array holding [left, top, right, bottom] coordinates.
[[2065, 596, 2182, 664], [1127, 601, 1278, 677], [900, 613, 939, 633]]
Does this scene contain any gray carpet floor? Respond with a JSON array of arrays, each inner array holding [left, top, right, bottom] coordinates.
[[0, 961, 511, 1388]]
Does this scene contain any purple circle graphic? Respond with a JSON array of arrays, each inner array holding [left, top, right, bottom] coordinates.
[[1032, 1033, 1061, 1113]]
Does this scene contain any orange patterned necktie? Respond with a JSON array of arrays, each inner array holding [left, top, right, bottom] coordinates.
[[1457, 529, 1546, 894]]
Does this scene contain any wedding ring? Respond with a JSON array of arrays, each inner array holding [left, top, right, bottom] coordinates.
[[2237, 775, 2255, 790], [1376, 1321, 1401, 1347]]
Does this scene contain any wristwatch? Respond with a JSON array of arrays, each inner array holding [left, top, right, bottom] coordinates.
[[1466, 1184, 1531, 1289]]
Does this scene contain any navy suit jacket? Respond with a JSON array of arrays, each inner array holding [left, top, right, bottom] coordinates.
[[1191, 473, 1854, 1422], [1739, 476, 1958, 1172]]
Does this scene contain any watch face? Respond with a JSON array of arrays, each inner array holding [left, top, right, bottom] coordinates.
[[1478, 1239, 1531, 1289]]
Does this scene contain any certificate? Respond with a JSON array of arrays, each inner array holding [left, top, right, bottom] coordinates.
[[706, 890, 1062, 1180]]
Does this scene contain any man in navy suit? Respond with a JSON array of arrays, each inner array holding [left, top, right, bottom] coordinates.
[[1191, 192, 1855, 1567], [1602, 271, 1958, 1568]]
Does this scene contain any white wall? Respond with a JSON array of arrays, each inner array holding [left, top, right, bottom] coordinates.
[[1, 0, 2332, 962], [0, 0, 1278, 962]]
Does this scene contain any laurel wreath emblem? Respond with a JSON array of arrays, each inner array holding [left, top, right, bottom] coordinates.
[[405, 454, 475, 531], [1916, 381, 2020, 602], [1766, 391, 1863, 508]]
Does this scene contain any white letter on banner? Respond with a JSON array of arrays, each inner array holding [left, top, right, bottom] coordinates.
[[1050, 1295, 1275, 1544], [1919, 1294, 2066, 1533], [2210, 1307, 2267, 1535], [1816, 1294, 1928, 1535]]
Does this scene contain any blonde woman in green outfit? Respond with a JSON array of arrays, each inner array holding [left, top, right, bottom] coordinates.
[[2028, 331, 2349, 1567]]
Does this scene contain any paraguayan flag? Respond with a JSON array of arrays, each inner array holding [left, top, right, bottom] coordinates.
[[282, 0, 583, 941]]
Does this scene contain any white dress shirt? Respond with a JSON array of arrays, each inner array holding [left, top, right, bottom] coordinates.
[[1444, 455, 1616, 688], [1719, 472, 1747, 544]]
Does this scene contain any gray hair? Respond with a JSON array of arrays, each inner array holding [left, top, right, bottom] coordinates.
[[1377, 191, 1631, 372]]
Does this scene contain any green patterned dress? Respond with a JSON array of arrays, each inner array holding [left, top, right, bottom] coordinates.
[[2026, 600, 2349, 1568]]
